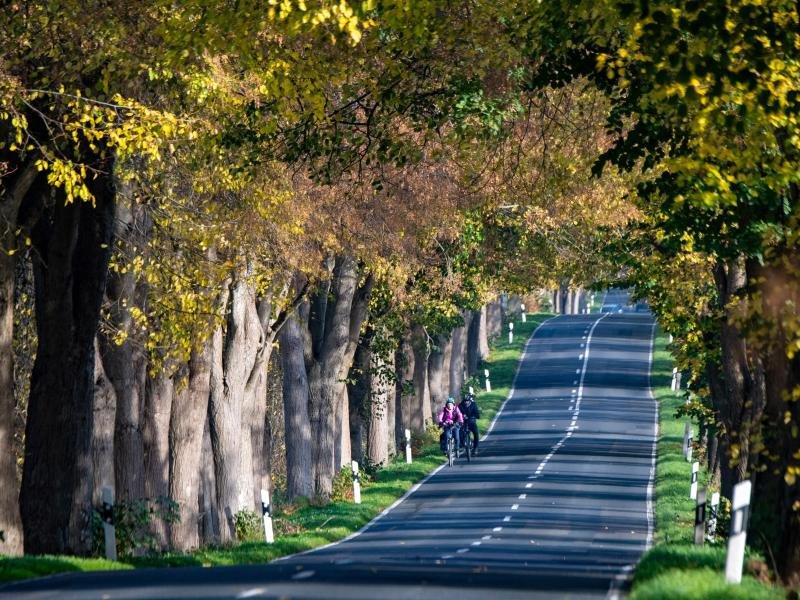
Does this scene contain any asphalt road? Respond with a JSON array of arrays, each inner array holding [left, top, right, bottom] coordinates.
[[1, 295, 657, 600]]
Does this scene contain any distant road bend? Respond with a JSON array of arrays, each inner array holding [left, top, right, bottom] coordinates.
[[1, 291, 657, 600]]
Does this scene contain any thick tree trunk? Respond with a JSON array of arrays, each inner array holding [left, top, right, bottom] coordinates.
[[92, 339, 117, 506], [98, 198, 149, 504], [410, 324, 431, 431], [0, 159, 36, 556], [198, 415, 219, 545], [466, 310, 482, 376], [168, 342, 213, 551], [573, 289, 583, 314], [0, 249, 21, 556], [478, 306, 490, 361], [142, 370, 173, 549], [395, 332, 414, 448], [21, 175, 115, 555], [208, 277, 262, 543], [347, 329, 374, 465], [486, 301, 503, 338], [713, 259, 766, 493], [306, 257, 372, 500], [367, 352, 392, 466], [385, 343, 397, 458], [428, 333, 450, 414], [449, 312, 472, 401], [280, 311, 313, 501]]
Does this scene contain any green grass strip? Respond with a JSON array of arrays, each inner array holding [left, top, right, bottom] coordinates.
[[629, 328, 782, 599], [0, 312, 553, 584]]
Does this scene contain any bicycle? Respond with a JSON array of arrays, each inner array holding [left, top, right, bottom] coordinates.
[[441, 424, 461, 466], [461, 425, 472, 462]]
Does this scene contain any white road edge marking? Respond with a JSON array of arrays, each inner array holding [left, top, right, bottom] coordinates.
[[236, 588, 266, 599]]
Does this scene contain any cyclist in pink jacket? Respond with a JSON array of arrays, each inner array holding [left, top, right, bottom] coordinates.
[[437, 398, 463, 455]]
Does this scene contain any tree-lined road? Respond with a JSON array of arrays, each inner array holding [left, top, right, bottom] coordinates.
[[1, 305, 657, 599]]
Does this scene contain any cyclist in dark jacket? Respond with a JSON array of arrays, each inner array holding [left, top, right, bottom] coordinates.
[[458, 393, 481, 453]]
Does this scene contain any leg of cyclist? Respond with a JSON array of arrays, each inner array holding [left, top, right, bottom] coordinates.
[[469, 421, 479, 451]]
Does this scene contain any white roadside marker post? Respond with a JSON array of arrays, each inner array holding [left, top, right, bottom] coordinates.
[[726, 481, 753, 584], [668, 334, 673, 344], [520, 303, 527, 323], [260, 488, 274, 543], [707, 491, 720, 542], [100, 485, 117, 561], [690, 461, 699, 500], [508, 322, 514, 345], [351, 460, 361, 505], [468, 386, 474, 396], [484, 368, 491, 393], [405, 428, 412, 464], [675, 371, 682, 394], [683, 422, 692, 456], [694, 488, 707, 546], [671, 367, 678, 391]]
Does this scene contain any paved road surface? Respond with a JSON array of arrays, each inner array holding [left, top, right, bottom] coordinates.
[[1, 295, 657, 600]]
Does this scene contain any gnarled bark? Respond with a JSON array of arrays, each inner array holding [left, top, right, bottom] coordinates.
[[410, 324, 431, 431], [21, 173, 115, 555], [0, 158, 37, 556], [428, 333, 451, 415], [367, 352, 392, 466], [280, 307, 313, 501], [142, 369, 173, 549], [168, 342, 213, 551]]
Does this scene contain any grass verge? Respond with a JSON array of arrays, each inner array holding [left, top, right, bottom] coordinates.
[[629, 328, 783, 599], [0, 312, 552, 584]]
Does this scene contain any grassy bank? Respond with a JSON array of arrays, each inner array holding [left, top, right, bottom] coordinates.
[[629, 329, 782, 599], [0, 312, 552, 585]]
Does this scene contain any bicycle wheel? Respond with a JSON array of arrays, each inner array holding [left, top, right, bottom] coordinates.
[[447, 435, 454, 467], [465, 429, 471, 462]]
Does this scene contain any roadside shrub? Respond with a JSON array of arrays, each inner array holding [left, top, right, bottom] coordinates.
[[233, 509, 263, 542], [411, 422, 441, 455], [91, 496, 179, 557], [331, 466, 354, 502]]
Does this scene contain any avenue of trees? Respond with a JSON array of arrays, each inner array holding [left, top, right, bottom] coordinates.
[[1, 0, 799, 586]]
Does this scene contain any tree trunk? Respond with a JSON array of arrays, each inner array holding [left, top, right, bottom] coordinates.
[[92, 339, 117, 506], [168, 342, 213, 551], [21, 174, 116, 555], [466, 310, 482, 376], [449, 312, 471, 401], [142, 369, 173, 549], [347, 329, 374, 466], [486, 301, 503, 337], [385, 343, 397, 458], [575, 289, 584, 314], [306, 256, 372, 500], [395, 332, 414, 449], [428, 333, 450, 414], [410, 324, 431, 431], [0, 158, 37, 556], [367, 352, 392, 466], [198, 413, 219, 545], [99, 198, 149, 505], [280, 309, 313, 501], [208, 276, 262, 543], [478, 306, 490, 361]]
